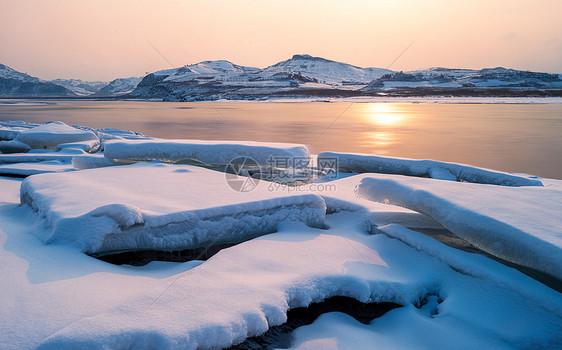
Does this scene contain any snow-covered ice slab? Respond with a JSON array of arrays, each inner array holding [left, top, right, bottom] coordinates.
[[0, 149, 85, 164], [20, 162, 326, 253], [0, 120, 39, 140], [36, 217, 562, 349], [0, 160, 75, 176], [356, 174, 562, 279], [318, 152, 543, 187], [104, 139, 311, 166], [71, 154, 122, 170], [289, 227, 562, 350], [0, 139, 31, 153], [12, 121, 99, 149], [56, 139, 100, 153]]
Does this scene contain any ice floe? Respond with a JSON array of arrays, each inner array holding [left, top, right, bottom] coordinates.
[[71, 154, 122, 170], [36, 214, 562, 349], [20, 162, 326, 253], [0, 120, 40, 140], [318, 151, 543, 186], [356, 174, 562, 280], [103, 139, 311, 167], [55, 139, 100, 153], [12, 121, 99, 149], [0, 160, 75, 176], [0, 149, 84, 164], [0, 139, 31, 154]]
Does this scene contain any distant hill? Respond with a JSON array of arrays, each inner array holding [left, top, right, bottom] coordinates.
[[129, 56, 562, 101], [362, 67, 562, 91], [49, 79, 108, 96], [3, 58, 561, 100], [265, 54, 392, 86], [129, 55, 396, 101], [129, 59, 326, 101], [95, 77, 142, 96], [0, 64, 75, 97]]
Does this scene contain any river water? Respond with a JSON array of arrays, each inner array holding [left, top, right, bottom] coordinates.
[[1, 100, 561, 179]]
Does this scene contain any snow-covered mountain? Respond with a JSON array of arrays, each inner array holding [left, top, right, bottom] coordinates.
[[0, 64, 75, 97], [130, 59, 332, 101], [265, 54, 392, 86], [49, 79, 108, 96], [0, 64, 40, 82], [95, 77, 142, 96], [363, 67, 562, 91], [129, 56, 396, 101], [3, 58, 561, 100]]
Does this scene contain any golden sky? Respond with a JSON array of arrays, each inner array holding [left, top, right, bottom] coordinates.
[[1, 0, 561, 81]]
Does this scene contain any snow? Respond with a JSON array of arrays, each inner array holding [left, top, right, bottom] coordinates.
[[290, 225, 562, 350], [95, 77, 142, 96], [104, 139, 311, 166], [71, 154, 121, 170], [36, 213, 562, 349], [0, 121, 39, 140], [156, 60, 259, 81], [55, 139, 100, 153], [0, 139, 31, 153], [299, 173, 444, 229], [1, 121, 149, 145], [0, 160, 75, 176], [20, 162, 326, 253], [318, 151, 543, 187], [356, 174, 562, 280], [13, 121, 99, 149], [265, 54, 392, 86], [2, 120, 562, 349], [0, 149, 84, 164], [0, 63, 39, 82], [48, 79, 108, 96], [364, 66, 562, 90], [0, 176, 203, 349]]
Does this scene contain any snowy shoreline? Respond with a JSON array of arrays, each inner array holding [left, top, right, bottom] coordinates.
[[1, 120, 561, 349]]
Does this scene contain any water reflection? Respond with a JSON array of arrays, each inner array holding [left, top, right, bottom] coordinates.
[[358, 104, 411, 154], [0, 101, 560, 179], [363, 131, 395, 150], [363, 103, 407, 127]]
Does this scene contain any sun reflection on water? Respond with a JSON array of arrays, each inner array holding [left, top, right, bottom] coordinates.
[[364, 103, 406, 126], [359, 104, 409, 153]]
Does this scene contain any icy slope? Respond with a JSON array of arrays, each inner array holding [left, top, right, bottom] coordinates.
[[356, 174, 562, 279], [20, 163, 326, 253]]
